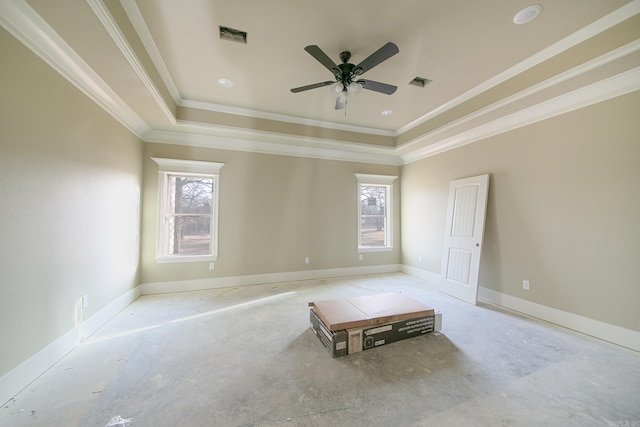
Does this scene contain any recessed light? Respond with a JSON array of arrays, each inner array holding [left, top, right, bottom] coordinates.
[[381, 110, 393, 116], [218, 78, 234, 88], [513, 5, 542, 24]]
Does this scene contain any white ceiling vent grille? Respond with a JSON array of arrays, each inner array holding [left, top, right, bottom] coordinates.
[[219, 26, 247, 44]]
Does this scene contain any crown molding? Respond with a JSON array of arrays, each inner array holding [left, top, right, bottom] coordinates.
[[144, 129, 403, 166], [87, 0, 176, 124], [118, 0, 396, 138], [2, 0, 638, 166], [397, 0, 640, 135], [0, 0, 149, 137], [396, 39, 640, 156], [401, 67, 640, 164], [180, 99, 396, 137], [118, 0, 181, 104]]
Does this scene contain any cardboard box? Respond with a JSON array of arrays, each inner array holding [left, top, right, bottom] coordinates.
[[310, 307, 443, 357], [434, 311, 442, 333], [309, 308, 348, 357], [347, 314, 435, 353], [308, 293, 435, 331]]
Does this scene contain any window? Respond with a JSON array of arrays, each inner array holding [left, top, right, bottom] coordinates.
[[152, 158, 224, 262], [355, 174, 397, 251]]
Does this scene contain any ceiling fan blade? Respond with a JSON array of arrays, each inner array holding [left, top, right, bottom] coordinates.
[[358, 79, 397, 95], [290, 81, 335, 93], [354, 42, 399, 74], [304, 45, 338, 73]]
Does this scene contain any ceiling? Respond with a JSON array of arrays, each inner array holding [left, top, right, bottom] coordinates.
[[2, 0, 639, 164]]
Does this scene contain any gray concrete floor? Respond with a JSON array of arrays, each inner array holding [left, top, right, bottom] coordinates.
[[2, 273, 639, 426]]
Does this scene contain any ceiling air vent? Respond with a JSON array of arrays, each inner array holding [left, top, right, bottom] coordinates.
[[219, 26, 247, 44], [409, 77, 432, 88]]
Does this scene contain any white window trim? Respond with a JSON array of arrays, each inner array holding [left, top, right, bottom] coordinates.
[[152, 157, 224, 263], [355, 173, 397, 252]]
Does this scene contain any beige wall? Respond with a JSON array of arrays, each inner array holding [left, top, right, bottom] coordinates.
[[0, 29, 143, 377], [401, 91, 640, 332], [2, 13, 638, 395], [140, 144, 401, 285]]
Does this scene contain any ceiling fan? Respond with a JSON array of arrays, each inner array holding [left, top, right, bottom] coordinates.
[[290, 42, 399, 110]]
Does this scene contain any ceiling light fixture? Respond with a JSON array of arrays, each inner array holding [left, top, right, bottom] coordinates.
[[513, 5, 542, 24], [218, 78, 234, 88], [330, 81, 363, 110]]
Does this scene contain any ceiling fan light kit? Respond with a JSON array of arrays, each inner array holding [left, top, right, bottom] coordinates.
[[291, 42, 399, 110]]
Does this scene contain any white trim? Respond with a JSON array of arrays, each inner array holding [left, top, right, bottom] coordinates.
[[396, 0, 640, 135], [401, 67, 640, 164], [354, 173, 398, 184], [118, 0, 181, 104], [402, 266, 640, 352], [478, 287, 640, 353], [152, 163, 223, 262], [0, 286, 140, 406], [396, 40, 640, 156], [0, 0, 149, 138], [115, 0, 640, 139], [356, 175, 398, 251], [171, 117, 398, 158], [145, 130, 403, 166], [181, 99, 396, 137], [117, 0, 394, 138], [87, 0, 176, 124], [401, 265, 443, 286], [139, 264, 403, 295], [151, 157, 225, 174], [3, 0, 637, 165], [155, 254, 215, 264], [358, 247, 394, 253]]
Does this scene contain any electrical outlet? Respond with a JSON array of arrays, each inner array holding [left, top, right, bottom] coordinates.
[[418, 256, 422, 263], [523, 280, 530, 290], [358, 254, 363, 261], [209, 262, 215, 271], [81, 295, 89, 308], [304, 257, 310, 264]]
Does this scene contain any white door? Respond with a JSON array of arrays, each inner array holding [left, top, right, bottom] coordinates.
[[440, 174, 490, 305]]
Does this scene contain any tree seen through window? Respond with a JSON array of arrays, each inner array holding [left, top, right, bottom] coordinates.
[[167, 175, 213, 255]]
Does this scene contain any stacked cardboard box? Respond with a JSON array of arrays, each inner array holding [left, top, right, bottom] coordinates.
[[308, 293, 442, 357]]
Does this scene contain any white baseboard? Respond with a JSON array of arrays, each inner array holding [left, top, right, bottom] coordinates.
[[478, 287, 640, 352], [0, 285, 141, 406], [2, 266, 403, 404], [401, 266, 639, 352], [140, 264, 403, 295], [6, 265, 636, 407], [401, 265, 442, 285]]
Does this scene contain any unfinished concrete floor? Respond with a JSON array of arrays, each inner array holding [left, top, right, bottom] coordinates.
[[2, 273, 639, 426]]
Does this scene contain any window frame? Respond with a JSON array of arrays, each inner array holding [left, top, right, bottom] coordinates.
[[355, 173, 398, 252], [152, 157, 224, 263]]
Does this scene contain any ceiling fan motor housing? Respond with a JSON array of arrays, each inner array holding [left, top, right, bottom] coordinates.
[[334, 52, 363, 90]]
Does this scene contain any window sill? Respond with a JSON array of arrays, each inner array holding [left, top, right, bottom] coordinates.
[[156, 255, 216, 264], [358, 246, 394, 253]]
